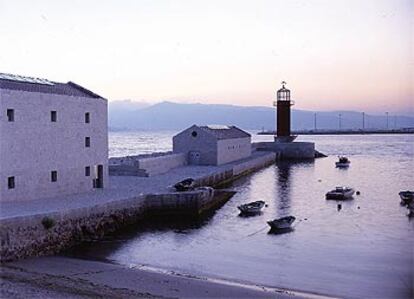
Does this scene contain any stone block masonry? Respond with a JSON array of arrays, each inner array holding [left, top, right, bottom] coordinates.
[[0, 151, 276, 262], [253, 141, 316, 159], [1, 189, 233, 262], [0, 87, 108, 202], [137, 153, 186, 176], [109, 152, 186, 177], [0, 195, 146, 262]]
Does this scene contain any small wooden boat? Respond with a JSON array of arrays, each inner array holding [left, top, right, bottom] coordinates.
[[238, 200, 265, 214], [267, 216, 296, 230], [399, 191, 414, 205], [335, 156, 350, 168], [326, 186, 355, 200], [174, 178, 195, 192]]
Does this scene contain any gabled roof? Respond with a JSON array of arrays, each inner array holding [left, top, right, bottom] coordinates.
[[198, 125, 251, 140], [0, 73, 104, 99]]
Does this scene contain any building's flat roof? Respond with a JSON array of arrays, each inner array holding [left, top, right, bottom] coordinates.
[[0, 73, 104, 99]]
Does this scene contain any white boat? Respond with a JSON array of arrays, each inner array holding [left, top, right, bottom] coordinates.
[[238, 200, 265, 214], [326, 186, 355, 200], [399, 191, 414, 205], [267, 216, 296, 230], [335, 156, 350, 168]]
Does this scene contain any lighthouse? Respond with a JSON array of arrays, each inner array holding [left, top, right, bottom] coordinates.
[[255, 81, 315, 158], [274, 81, 296, 142]]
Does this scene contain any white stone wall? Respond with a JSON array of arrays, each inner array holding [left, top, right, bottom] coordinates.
[[173, 126, 218, 165], [137, 153, 186, 176], [232, 152, 275, 176], [0, 88, 108, 202], [217, 137, 251, 165], [173, 125, 252, 166]]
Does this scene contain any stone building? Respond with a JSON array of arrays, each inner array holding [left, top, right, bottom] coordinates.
[[0, 73, 108, 202], [173, 125, 251, 165]]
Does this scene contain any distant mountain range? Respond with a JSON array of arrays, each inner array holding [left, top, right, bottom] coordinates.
[[108, 100, 414, 131]]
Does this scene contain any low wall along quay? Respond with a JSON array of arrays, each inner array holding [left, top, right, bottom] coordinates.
[[109, 152, 187, 177], [0, 152, 276, 262]]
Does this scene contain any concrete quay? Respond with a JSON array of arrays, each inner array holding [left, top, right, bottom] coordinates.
[[253, 141, 316, 159], [0, 151, 276, 262]]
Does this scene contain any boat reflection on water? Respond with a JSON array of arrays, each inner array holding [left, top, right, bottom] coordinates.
[[267, 161, 300, 234], [267, 226, 295, 235], [275, 161, 293, 215]]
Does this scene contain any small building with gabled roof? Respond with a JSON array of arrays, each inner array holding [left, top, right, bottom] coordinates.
[[0, 73, 108, 202], [173, 125, 251, 165]]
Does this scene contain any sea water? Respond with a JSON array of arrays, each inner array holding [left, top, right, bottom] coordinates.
[[71, 132, 414, 298]]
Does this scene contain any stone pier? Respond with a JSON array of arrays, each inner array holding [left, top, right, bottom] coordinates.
[[253, 141, 316, 159], [0, 151, 276, 262]]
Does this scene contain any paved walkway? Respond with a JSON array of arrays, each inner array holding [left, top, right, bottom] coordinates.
[[0, 152, 272, 220]]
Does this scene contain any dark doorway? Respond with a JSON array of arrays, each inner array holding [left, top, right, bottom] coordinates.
[[93, 164, 104, 188]]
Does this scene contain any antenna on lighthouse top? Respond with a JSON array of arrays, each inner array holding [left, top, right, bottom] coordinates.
[[281, 81, 286, 88]]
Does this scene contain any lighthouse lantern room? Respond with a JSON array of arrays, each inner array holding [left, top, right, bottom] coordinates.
[[274, 81, 295, 142]]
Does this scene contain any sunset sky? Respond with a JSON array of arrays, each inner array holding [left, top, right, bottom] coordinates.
[[0, 0, 413, 114]]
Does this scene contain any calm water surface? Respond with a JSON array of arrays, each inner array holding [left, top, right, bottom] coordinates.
[[74, 132, 413, 298]]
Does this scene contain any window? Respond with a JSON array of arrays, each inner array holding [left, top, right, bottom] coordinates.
[[7, 109, 14, 122], [51, 171, 57, 182], [51, 111, 57, 122], [191, 131, 197, 137], [85, 112, 90, 123], [85, 137, 90, 147], [8, 177, 15, 189], [85, 166, 90, 176]]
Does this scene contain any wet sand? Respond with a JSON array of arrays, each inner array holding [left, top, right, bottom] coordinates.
[[1, 256, 334, 299]]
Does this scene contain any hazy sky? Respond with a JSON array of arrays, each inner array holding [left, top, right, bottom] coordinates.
[[1, 0, 413, 113]]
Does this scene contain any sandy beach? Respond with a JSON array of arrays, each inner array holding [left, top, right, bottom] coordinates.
[[0, 256, 334, 299]]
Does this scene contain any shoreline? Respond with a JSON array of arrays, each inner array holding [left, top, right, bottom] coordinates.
[[110, 260, 338, 299], [1, 256, 338, 299]]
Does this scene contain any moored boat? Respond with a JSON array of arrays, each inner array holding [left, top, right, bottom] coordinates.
[[326, 186, 355, 200], [335, 156, 350, 168], [238, 200, 265, 214], [174, 178, 195, 192], [399, 191, 414, 205], [267, 216, 296, 230]]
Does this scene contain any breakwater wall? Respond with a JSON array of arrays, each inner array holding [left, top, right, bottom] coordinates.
[[0, 189, 233, 262], [0, 194, 146, 262], [253, 141, 315, 159], [0, 152, 277, 262]]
